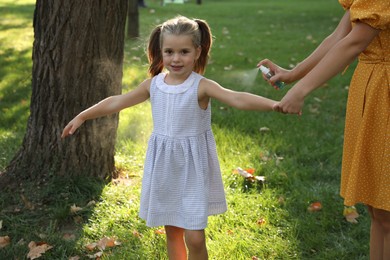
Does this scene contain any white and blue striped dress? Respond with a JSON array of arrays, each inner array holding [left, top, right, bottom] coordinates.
[[139, 71, 227, 230]]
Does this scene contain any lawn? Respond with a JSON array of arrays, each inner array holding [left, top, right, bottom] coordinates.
[[0, 0, 369, 259]]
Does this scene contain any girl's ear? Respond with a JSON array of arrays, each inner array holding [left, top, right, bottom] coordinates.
[[195, 46, 202, 60]]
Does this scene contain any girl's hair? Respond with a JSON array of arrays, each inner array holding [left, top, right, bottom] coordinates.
[[147, 16, 213, 77]]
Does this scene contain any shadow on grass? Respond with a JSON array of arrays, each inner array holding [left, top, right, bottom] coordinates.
[[210, 90, 370, 259], [0, 47, 32, 129], [0, 3, 35, 29], [0, 174, 151, 259]]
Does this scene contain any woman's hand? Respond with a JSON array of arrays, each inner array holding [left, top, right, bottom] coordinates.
[[257, 59, 295, 87], [273, 86, 305, 115]]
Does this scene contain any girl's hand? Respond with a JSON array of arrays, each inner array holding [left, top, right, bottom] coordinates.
[[61, 116, 85, 138], [273, 87, 304, 115]]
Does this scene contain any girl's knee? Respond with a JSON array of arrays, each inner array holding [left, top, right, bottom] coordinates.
[[185, 230, 206, 251], [165, 225, 184, 241]]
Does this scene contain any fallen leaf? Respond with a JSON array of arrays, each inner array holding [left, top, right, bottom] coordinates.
[[87, 200, 96, 207], [154, 229, 165, 235], [259, 127, 270, 133], [132, 230, 141, 238], [307, 201, 322, 212], [0, 236, 10, 248], [306, 34, 313, 40], [20, 194, 34, 210], [222, 27, 229, 35], [308, 104, 320, 114], [69, 256, 80, 260], [27, 241, 53, 259], [236, 167, 265, 182], [73, 216, 83, 224], [343, 206, 359, 224], [63, 233, 76, 241], [256, 218, 266, 226], [70, 204, 83, 214], [85, 242, 97, 251], [0, 220, 2, 230], [224, 64, 233, 71], [245, 168, 255, 174], [87, 251, 103, 259], [97, 237, 120, 250]]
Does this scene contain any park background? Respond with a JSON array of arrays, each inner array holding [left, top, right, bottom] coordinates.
[[0, 0, 369, 259]]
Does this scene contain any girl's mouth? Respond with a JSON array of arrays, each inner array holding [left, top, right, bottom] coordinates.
[[171, 65, 183, 71]]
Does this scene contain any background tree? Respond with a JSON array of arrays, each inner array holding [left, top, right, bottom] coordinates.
[[127, 0, 139, 39], [1, 0, 128, 186]]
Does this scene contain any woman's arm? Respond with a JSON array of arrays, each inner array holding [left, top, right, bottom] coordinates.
[[258, 11, 353, 85], [289, 11, 353, 81], [199, 78, 277, 111], [275, 18, 380, 114]]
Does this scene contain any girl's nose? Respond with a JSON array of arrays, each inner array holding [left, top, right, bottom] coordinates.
[[172, 53, 180, 61]]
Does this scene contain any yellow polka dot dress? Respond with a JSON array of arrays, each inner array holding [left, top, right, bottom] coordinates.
[[339, 0, 390, 211]]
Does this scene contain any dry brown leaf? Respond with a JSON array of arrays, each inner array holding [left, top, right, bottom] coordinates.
[[132, 230, 141, 238], [87, 200, 96, 207], [343, 206, 359, 224], [63, 233, 76, 241], [87, 251, 103, 259], [236, 167, 265, 182], [307, 201, 322, 212], [97, 237, 113, 250], [27, 241, 53, 259], [154, 229, 166, 235], [256, 218, 266, 226], [259, 127, 270, 133], [69, 256, 80, 260], [73, 216, 83, 224], [85, 242, 97, 251], [20, 194, 34, 210], [0, 220, 3, 230], [0, 236, 10, 248], [70, 204, 83, 214]]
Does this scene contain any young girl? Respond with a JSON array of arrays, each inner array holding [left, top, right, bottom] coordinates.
[[259, 0, 389, 258], [62, 16, 277, 259]]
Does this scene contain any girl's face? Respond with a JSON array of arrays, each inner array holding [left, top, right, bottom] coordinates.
[[161, 34, 201, 81]]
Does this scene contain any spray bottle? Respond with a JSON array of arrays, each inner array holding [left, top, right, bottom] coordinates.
[[259, 65, 285, 90]]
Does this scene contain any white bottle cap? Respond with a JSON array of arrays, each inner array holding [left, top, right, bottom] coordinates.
[[259, 65, 270, 75]]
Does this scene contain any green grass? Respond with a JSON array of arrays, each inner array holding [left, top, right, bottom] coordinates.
[[0, 0, 370, 259]]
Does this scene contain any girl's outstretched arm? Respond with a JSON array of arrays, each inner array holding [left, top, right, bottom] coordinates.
[[61, 79, 151, 138], [198, 78, 277, 111]]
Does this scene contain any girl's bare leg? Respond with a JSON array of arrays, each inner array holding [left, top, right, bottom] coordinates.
[[165, 225, 187, 260], [367, 206, 390, 260], [185, 229, 208, 260]]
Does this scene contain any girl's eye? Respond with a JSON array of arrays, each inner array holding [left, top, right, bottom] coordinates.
[[164, 50, 173, 54], [181, 50, 190, 54]]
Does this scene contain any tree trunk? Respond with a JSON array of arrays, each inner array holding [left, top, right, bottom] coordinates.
[[127, 0, 139, 39], [1, 0, 128, 185]]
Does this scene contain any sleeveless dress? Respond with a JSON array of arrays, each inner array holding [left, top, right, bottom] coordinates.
[[338, 0, 390, 211], [139, 71, 227, 230]]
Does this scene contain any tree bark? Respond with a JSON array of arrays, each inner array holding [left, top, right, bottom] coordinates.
[[1, 0, 128, 185], [127, 0, 139, 39]]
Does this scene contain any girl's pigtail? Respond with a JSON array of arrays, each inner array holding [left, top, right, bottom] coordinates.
[[147, 25, 164, 77], [194, 19, 212, 75]]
